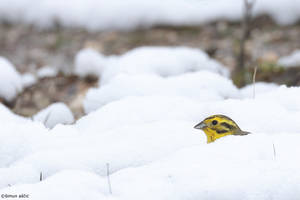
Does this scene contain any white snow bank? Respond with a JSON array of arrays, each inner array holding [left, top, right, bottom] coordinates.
[[79, 93, 300, 136], [1, 44, 300, 199], [74, 48, 106, 78], [37, 66, 58, 78], [0, 57, 23, 101], [21, 73, 37, 88], [278, 49, 300, 68], [74, 47, 229, 83], [0, 104, 28, 123], [253, 85, 300, 112], [33, 102, 74, 128], [0, 0, 299, 31], [84, 71, 238, 113], [0, 170, 108, 200], [240, 82, 279, 98], [0, 96, 203, 188], [0, 84, 300, 198], [1, 128, 300, 199], [101, 46, 229, 84]]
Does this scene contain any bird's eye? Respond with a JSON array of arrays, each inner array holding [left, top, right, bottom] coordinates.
[[212, 120, 218, 125]]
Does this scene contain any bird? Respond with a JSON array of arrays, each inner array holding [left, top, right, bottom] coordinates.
[[194, 114, 250, 143]]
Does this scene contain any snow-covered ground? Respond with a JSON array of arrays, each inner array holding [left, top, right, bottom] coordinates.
[[0, 57, 23, 102], [1, 45, 300, 199], [0, 0, 300, 31], [278, 49, 300, 68], [75, 47, 229, 83], [33, 102, 74, 129]]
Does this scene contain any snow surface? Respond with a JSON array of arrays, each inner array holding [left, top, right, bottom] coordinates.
[[21, 73, 37, 88], [1, 89, 300, 199], [100, 46, 229, 84], [74, 46, 229, 83], [0, 57, 23, 101], [33, 102, 75, 129], [0, 0, 299, 31], [36, 66, 58, 78], [76, 46, 232, 113], [278, 50, 300, 68], [74, 48, 106, 78], [84, 72, 238, 113], [240, 82, 279, 98], [1, 47, 300, 199]]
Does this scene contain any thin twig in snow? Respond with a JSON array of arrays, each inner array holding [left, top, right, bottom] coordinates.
[[40, 172, 43, 181], [106, 163, 112, 195]]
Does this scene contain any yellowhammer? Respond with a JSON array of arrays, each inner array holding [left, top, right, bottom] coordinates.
[[194, 115, 250, 143]]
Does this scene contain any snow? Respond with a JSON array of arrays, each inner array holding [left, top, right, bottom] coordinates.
[[100, 46, 229, 84], [77, 46, 232, 113], [32, 102, 75, 129], [0, 104, 28, 123], [21, 73, 37, 88], [240, 82, 279, 98], [278, 50, 300, 68], [36, 66, 58, 78], [0, 0, 299, 31], [83, 71, 238, 113], [74, 48, 106, 78], [0, 57, 23, 101], [1, 46, 300, 199], [74, 46, 229, 84]]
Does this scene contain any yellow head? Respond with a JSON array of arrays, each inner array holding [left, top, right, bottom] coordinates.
[[194, 115, 250, 143]]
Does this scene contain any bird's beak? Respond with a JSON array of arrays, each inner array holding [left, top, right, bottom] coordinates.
[[194, 121, 207, 130]]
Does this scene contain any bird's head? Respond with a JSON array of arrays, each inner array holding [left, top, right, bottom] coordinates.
[[194, 114, 249, 143]]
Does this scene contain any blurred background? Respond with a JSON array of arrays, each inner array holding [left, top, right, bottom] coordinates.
[[0, 0, 299, 119]]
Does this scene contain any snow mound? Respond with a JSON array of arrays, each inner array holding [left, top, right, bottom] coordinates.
[[21, 73, 37, 88], [3, 137, 300, 200], [240, 82, 279, 98], [0, 170, 108, 199], [253, 85, 300, 112], [0, 57, 23, 101], [37, 66, 58, 78], [0, 104, 28, 123], [0, 0, 300, 31], [278, 49, 300, 68], [100, 46, 229, 84], [74, 48, 106, 78], [0, 84, 300, 198], [84, 71, 239, 113], [33, 102, 74, 128], [1, 46, 300, 198]]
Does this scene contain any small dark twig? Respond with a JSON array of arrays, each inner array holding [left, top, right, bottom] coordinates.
[[106, 163, 112, 195]]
